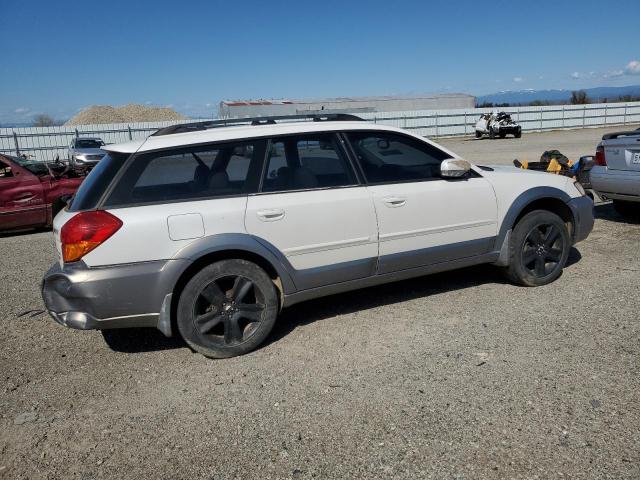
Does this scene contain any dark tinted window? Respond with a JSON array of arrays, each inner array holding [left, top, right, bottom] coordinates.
[[346, 131, 450, 183], [262, 134, 356, 192], [104, 141, 263, 206], [69, 152, 129, 211], [75, 139, 104, 148]]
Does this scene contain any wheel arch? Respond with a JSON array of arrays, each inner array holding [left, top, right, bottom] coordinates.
[[167, 234, 296, 335], [494, 187, 575, 265]]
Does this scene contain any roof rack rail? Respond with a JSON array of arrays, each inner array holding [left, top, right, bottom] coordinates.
[[151, 113, 365, 137]]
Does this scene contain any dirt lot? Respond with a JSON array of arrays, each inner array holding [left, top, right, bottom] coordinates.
[[1, 127, 639, 479]]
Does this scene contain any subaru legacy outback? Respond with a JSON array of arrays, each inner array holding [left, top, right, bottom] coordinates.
[[42, 114, 594, 358]]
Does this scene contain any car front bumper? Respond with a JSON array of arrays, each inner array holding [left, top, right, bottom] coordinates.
[[41, 259, 188, 336], [567, 195, 594, 244]]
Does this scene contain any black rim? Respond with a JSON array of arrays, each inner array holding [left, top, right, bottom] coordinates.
[[191, 275, 265, 346], [521, 223, 565, 278]]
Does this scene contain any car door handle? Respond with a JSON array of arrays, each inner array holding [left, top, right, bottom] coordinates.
[[383, 197, 406, 207], [14, 193, 35, 203], [256, 209, 285, 221]]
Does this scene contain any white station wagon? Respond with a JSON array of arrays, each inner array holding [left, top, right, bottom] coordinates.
[[42, 114, 594, 358]]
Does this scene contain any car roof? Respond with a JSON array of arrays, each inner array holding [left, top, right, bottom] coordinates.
[[103, 121, 460, 160]]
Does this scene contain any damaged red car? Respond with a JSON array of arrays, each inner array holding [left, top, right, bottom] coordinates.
[[0, 154, 86, 233]]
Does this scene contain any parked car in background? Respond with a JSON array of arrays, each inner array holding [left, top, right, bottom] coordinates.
[[42, 114, 593, 359], [0, 154, 85, 232], [475, 112, 522, 139], [590, 127, 640, 217], [68, 137, 106, 168]]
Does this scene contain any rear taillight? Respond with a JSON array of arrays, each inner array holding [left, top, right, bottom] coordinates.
[[595, 145, 607, 166], [60, 211, 122, 262]]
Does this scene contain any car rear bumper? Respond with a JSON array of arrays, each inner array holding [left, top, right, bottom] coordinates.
[[41, 259, 188, 336], [590, 166, 640, 199], [567, 195, 594, 244]]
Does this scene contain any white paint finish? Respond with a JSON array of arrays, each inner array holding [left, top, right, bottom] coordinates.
[[245, 187, 378, 270], [479, 166, 575, 227], [368, 178, 498, 261], [83, 197, 247, 266], [167, 213, 205, 241]]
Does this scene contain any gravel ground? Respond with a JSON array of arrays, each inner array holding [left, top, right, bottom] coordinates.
[[1, 128, 639, 479]]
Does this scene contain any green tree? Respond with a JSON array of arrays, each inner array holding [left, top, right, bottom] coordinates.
[[32, 114, 58, 127], [570, 91, 590, 105]]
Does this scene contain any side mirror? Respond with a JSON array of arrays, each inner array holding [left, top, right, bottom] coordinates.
[[440, 158, 471, 178]]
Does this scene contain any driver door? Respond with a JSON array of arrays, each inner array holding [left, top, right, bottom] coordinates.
[[0, 159, 46, 230]]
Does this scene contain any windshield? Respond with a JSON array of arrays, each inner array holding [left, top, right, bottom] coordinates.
[[75, 139, 104, 149]]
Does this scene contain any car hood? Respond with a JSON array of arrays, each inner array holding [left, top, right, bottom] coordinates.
[[476, 163, 573, 197]]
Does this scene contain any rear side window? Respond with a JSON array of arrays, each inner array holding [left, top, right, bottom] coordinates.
[[104, 141, 264, 207], [346, 131, 450, 183], [261, 134, 357, 192], [69, 152, 129, 211]]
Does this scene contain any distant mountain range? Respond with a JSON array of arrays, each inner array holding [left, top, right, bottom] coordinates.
[[477, 85, 640, 105]]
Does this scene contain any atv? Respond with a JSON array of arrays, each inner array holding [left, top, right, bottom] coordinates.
[[475, 111, 522, 139]]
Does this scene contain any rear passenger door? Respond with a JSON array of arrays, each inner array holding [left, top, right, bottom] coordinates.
[[245, 133, 378, 290]]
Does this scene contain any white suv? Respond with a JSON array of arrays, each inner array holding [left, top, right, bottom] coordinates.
[[42, 114, 594, 358]]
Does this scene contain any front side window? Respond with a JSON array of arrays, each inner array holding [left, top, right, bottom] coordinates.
[[261, 134, 357, 192], [104, 140, 263, 207], [345, 131, 451, 183]]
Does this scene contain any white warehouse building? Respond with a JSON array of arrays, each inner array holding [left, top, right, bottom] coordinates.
[[218, 93, 476, 118]]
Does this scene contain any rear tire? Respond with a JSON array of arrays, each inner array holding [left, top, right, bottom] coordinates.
[[489, 128, 496, 139], [612, 200, 640, 219], [475, 130, 482, 138], [503, 210, 571, 287], [177, 259, 279, 358], [515, 130, 522, 138]]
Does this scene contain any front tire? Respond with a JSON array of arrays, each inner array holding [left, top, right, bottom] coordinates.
[[503, 210, 571, 286], [475, 130, 482, 138], [177, 259, 279, 358]]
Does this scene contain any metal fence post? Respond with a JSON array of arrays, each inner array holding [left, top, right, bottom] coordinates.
[[75, 128, 79, 139], [582, 106, 586, 127], [12, 131, 20, 156], [464, 112, 467, 135], [604, 104, 608, 126], [561, 105, 565, 128], [435, 112, 439, 137], [540, 110, 543, 130], [128, 125, 133, 140], [624, 103, 627, 125]]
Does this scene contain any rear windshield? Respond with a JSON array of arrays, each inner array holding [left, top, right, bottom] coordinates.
[[76, 139, 104, 149], [69, 152, 129, 211]]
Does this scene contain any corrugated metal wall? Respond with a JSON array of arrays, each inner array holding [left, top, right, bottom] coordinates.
[[1, 102, 639, 162]]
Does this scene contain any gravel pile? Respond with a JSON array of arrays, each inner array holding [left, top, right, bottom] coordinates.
[[65, 104, 186, 126]]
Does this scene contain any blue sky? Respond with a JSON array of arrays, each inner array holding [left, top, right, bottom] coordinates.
[[1, 0, 639, 123]]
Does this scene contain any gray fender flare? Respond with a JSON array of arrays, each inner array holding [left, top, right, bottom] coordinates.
[[493, 186, 572, 266], [170, 233, 297, 295]]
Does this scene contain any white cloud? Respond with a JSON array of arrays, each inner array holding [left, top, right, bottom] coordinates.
[[570, 72, 581, 79], [626, 60, 640, 75], [14, 107, 29, 114], [513, 77, 523, 82], [603, 70, 624, 79]]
